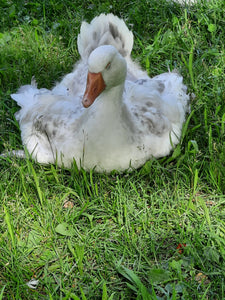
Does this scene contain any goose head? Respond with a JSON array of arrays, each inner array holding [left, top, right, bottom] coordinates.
[[82, 45, 127, 108]]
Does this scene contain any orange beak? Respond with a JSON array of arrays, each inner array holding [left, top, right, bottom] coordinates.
[[82, 72, 106, 108]]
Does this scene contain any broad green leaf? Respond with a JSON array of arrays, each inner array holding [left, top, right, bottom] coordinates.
[[55, 222, 75, 236], [208, 24, 217, 33], [27, 230, 42, 248], [169, 260, 183, 273], [148, 269, 171, 284]]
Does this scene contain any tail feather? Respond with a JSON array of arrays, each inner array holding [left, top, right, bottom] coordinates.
[[78, 13, 133, 59]]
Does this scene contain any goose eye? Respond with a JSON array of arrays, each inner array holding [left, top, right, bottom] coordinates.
[[105, 62, 111, 70]]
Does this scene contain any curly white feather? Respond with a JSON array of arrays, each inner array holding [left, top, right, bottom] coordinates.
[[78, 13, 133, 59]]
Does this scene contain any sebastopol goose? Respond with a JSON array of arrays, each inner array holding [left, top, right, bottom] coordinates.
[[9, 14, 189, 173]]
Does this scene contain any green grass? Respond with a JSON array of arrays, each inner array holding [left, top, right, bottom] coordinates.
[[0, 0, 225, 299]]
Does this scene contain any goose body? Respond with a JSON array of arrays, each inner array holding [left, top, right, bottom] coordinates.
[[11, 14, 189, 173]]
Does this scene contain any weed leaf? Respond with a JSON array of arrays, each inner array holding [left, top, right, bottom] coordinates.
[[55, 222, 75, 236]]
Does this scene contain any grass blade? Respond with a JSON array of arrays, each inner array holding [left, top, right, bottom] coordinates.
[[198, 197, 211, 227], [188, 43, 196, 90], [102, 281, 108, 300], [4, 206, 15, 249], [0, 286, 6, 300], [117, 266, 153, 299], [28, 162, 43, 205]]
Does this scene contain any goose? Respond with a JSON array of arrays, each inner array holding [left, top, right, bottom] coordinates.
[[9, 14, 189, 173]]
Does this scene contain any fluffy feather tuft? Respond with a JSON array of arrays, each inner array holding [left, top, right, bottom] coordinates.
[[78, 13, 133, 59]]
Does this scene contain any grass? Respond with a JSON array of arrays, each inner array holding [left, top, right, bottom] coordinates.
[[0, 0, 225, 299]]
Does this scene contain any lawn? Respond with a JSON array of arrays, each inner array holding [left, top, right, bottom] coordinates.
[[0, 0, 225, 299]]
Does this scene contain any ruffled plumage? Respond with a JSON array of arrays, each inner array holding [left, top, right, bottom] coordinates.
[[10, 14, 190, 173]]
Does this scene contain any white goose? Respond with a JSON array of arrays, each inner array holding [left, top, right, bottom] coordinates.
[[10, 14, 189, 173]]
